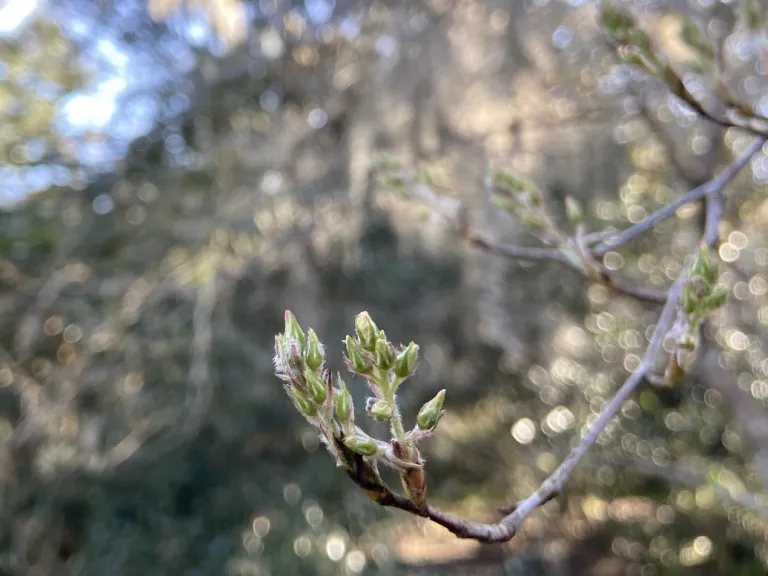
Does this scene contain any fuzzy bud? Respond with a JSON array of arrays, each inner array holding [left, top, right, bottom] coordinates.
[[354, 311, 379, 351], [305, 369, 327, 405], [284, 310, 306, 346], [416, 389, 446, 431], [368, 400, 393, 422], [334, 379, 353, 425], [394, 342, 419, 379], [304, 328, 324, 370], [343, 434, 378, 457], [290, 387, 317, 417], [345, 335, 372, 374], [374, 339, 395, 371]]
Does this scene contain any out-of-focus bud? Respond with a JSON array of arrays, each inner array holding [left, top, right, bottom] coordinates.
[[416, 389, 446, 431], [368, 400, 393, 422], [565, 196, 583, 227], [374, 339, 395, 371], [290, 387, 317, 417], [306, 369, 328, 405], [334, 377, 352, 422], [284, 310, 306, 346], [304, 328, 324, 370], [394, 342, 419, 379], [343, 434, 379, 457], [662, 355, 685, 388], [355, 311, 379, 351], [345, 335, 372, 374], [706, 287, 728, 310], [682, 284, 697, 315]]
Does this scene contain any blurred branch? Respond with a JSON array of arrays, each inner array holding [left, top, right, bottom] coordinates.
[[466, 231, 668, 303], [80, 277, 217, 472], [593, 137, 765, 256]]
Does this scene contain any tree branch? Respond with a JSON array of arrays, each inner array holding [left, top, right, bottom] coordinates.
[[594, 137, 765, 256], [467, 231, 668, 304]]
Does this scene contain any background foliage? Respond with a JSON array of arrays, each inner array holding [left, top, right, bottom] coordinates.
[[1, 0, 768, 574]]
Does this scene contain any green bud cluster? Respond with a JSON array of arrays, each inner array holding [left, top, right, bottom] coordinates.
[[273, 310, 447, 510], [682, 245, 727, 322], [662, 247, 729, 388], [488, 168, 554, 238]]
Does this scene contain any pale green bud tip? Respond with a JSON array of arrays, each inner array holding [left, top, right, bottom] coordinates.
[[305, 369, 328, 405], [345, 335, 372, 374], [343, 435, 378, 457], [394, 342, 419, 378], [334, 379, 352, 422], [374, 339, 395, 370], [565, 196, 583, 226], [354, 311, 378, 351], [706, 287, 728, 310], [304, 329, 324, 370], [416, 389, 446, 431], [284, 310, 306, 346], [369, 400, 393, 422], [290, 387, 317, 417]]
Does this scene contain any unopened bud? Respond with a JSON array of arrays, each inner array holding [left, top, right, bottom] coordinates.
[[565, 196, 583, 227], [394, 342, 419, 378], [374, 339, 395, 370], [705, 287, 728, 310], [368, 400, 393, 422], [305, 369, 328, 405], [354, 311, 379, 351], [682, 284, 697, 315], [304, 329, 324, 370], [343, 434, 378, 457], [284, 310, 306, 346], [345, 335, 372, 374], [416, 389, 446, 431], [334, 377, 353, 422], [662, 355, 685, 388], [290, 387, 317, 417]]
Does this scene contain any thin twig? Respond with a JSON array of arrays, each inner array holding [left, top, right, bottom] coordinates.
[[593, 138, 765, 257], [467, 231, 667, 304]]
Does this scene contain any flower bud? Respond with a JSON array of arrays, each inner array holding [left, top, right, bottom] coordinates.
[[290, 387, 317, 417], [284, 310, 306, 346], [304, 328, 324, 370], [416, 389, 446, 431], [343, 434, 378, 457], [305, 369, 327, 405], [705, 287, 728, 310], [682, 284, 697, 315], [565, 196, 583, 227], [334, 377, 353, 422], [368, 400, 393, 422], [374, 339, 395, 371], [345, 335, 372, 374], [354, 311, 379, 351], [394, 342, 419, 379]]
